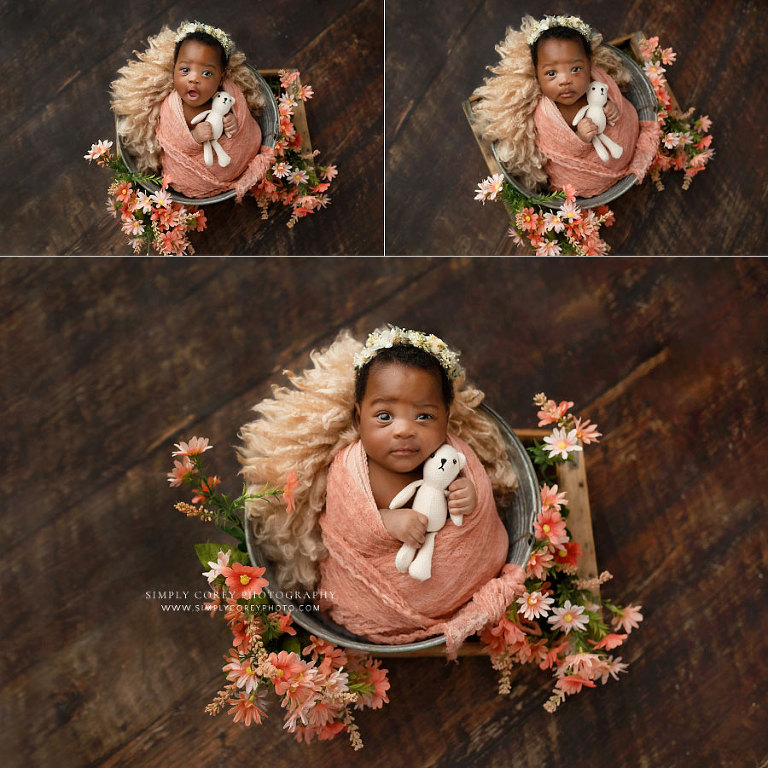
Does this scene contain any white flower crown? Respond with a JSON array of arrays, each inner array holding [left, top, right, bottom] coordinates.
[[175, 21, 234, 56], [527, 15, 592, 46], [353, 326, 463, 379]]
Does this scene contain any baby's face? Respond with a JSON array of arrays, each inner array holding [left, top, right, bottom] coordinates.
[[535, 38, 591, 106], [173, 39, 224, 108], [355, 363, 448, 476]]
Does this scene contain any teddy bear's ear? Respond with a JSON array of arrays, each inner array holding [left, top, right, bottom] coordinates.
[[457, 452, 466, 470]]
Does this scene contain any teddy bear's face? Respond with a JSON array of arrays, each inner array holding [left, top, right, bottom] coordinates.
[[586, 82, 608, 106], [211, 91, 235, 113], [422, 444, 466, 488]]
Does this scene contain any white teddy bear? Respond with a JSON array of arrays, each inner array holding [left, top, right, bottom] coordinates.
[[389, 443, 467, 582], [190, 90, 236, 168], [572, 81, 624, 163]]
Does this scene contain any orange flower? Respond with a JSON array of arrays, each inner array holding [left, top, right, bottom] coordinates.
[[228, 692, 267, 726], [283, 471, 298, 514], [223, 562, 268, 600]]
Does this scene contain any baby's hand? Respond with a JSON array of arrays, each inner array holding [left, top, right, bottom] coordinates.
[[190, 121, 214, 144], [576, 117, 598, 143], [379, 508, 427, 548], [222, 112, 239, 138], [604, 99, 620, 126], [448, 476, 477, 518]]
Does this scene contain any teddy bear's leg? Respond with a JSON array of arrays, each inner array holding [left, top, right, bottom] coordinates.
[[395, 543, 417, 573], [591, 136, 610, 163], [408, 532, 437, 581], [449, 513, 464, 527], [598, 133, 624, 159], [210, 139, 232, 168], [202, 141, 214, 167]]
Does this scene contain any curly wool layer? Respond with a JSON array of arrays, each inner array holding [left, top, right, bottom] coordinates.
[[238, 331, 518, 591], [471, 15, 631, 191], [110, 24, 266, 174]]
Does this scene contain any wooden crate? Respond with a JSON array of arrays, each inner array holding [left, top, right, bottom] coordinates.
[[463, 32, 675, 180], [379, 428, 597, 658], [259, 68, 314, 158]]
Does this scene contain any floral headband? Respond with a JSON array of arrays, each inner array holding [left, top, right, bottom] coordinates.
[[527, 15, 592, 46], [353, 326, 463, 379], [175, 21, 234, 56]]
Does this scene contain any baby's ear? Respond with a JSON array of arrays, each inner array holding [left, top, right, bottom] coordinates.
[[353, 403, 361, 428]]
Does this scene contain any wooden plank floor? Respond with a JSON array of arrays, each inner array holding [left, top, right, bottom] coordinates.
[[385, 0, 768, 255], [0, 0, 383, 255], [3, 257, 767, 767]]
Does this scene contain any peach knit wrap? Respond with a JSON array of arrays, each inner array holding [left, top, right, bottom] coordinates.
[[318, 434, 525, 659], [156, 78, 274, 200], [534, 67, 661, 197]]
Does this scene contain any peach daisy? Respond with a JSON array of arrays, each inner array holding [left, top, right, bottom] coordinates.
[[321, 164, 338, 181], [573, 417, 602, 444], [288, 169, 309, 186], [84, 139, 113, 162], [559, 652, 602, 678], [202, 549, 231, 583], [547, 600, 588, 634], [541, 483, 567, 512], [536, 398, 573, 426], [223, 651, 260, 694], [355, 660, 390, 710], [589, 633, 627, 651], [597, 655, 629, 683], [268, 650, 311, 695], [150, 188, 172, 208], [555, 675, 596, 695], [526, 548, 554, 579], [223, 562, 268, 600], [553, 540, 582, 572], [533, 508, 567, 546], [516, 590, 555, 620], [611, 604, 643, 633], [228, 691, 267, 726], [172, 436, 213, 457], [283, 470, 298, 514], [297, 84, 314, 101], [167, 457, 194, 486]]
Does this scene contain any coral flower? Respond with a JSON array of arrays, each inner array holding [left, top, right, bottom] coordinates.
[[553, 540, 582, 572], [84, 139, 113, 162], [547, 600, 589, 634], [480, 614, 525, 654], [224, 562, 268, 600], [555, 675, 596, 695], [191, 475, 222, 504], [533, 508, 568, 546], [516, 590, 555, 620], [202, 549, 231, 583], [228, 692, 267, 726], [536, 398, 573, 426], [297, 84, 314, 101], [322, 165, 338, 181], [543, 427, 582, 460], [597, 655, 629, 683], [172, 436, 213, 457], [277, 611, 297, 636], [283, 470, 298, 514], [590, 633, 627, 651], [573, 417, 602, 444], [611, 604, 643, 633], [536, 238, 561, 257], [268, 650, 309, 695]]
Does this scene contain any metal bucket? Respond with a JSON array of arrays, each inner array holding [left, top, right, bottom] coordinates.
[[114, 64, 278, 206], [244, 403, 540, 655], [493, 44, 658, 210]]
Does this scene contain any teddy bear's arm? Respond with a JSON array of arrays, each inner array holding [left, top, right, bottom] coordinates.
[[389, 480, 423, 510], [572, 105, 589, 126], [190, 109, 212, 125]]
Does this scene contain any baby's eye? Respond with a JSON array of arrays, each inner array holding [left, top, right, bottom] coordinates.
[[572, 66, 582, 73], [180, 67, 189, 74], [375, 412, 392, 422], [203, 70, 213, 77], [545, 70, 556, 78], [416, 413, 434, 421]]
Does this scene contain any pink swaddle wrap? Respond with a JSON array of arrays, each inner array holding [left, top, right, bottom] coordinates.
[[534, 67, 661, 197], [156, 78, 274, 200], [318, 434, 525, 659]]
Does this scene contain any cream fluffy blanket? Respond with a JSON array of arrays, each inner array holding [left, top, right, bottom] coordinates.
[[534, 67, 661, 197], [156, 78, 274, 199], [318, 434, 525, 658]]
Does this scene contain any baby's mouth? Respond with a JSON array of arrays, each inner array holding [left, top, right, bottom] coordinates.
[[187, 90, 199, 100]]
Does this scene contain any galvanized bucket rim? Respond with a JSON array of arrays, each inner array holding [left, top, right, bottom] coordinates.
[[492, 43, 658, 210], [114, 64, 278, 206], [244, 402, 540, 654]]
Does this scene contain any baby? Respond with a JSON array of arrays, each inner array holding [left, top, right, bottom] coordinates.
[[111, 21, 274, 200], [473, 14, 661, 198], [239, 328, 525, 657]]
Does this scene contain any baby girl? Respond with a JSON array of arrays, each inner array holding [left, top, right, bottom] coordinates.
[[239, 328, 525, 658], [112, 21, 274, 200], [473, 14, 660, 198]]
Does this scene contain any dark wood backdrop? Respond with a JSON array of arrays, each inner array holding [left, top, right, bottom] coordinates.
[[3, 256, 767, 767], [385, 0, 768, 255], [0, 0, 382, 255]]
